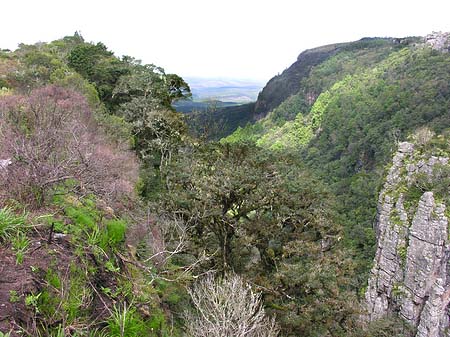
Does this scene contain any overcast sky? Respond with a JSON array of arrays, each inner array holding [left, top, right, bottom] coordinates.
[[2, 0, 450, 82]]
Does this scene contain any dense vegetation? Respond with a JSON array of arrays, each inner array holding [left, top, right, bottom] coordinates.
[[0, 32, 448, 337], [224, 37, 450, 282]]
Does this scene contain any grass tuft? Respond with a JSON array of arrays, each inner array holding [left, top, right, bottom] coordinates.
[[0, 207, 27, 242]]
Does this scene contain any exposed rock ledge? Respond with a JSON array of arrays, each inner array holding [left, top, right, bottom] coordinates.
[[365, 142, 450, 337], [424, 32, 450, 53]]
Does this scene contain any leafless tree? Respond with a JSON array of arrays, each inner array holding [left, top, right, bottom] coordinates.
[[185, 273, 279, 337], [0, 85, 138, 206]]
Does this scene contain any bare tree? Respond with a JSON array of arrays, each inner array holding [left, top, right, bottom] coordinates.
[[185, 274, 279, 337], [0, 85, 138, 206]]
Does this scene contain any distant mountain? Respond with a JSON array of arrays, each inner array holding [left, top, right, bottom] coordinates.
[[185, 77, 264, 103], [173, 99, 240, 113]]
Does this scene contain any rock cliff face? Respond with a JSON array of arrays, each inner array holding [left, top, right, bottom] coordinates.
[[425, 32, 450, 53], [253, 43, 345, 117], [365, 142, 450, 337]]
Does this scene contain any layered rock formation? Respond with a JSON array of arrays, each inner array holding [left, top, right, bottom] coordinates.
[[365, 142, 450, 337]]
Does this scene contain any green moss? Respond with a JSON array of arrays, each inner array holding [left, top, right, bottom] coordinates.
[[391, 282, 405, 298], [397, 246, 407, 265]]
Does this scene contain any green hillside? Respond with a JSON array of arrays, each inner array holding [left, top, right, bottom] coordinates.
[[225, 34, 450, 278], [1, 32, 449, 337]]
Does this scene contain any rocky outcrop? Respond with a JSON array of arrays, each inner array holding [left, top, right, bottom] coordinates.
[[425, 32, 450, 53], [253, 43, 344, 117], [365, 142, 450, 337]]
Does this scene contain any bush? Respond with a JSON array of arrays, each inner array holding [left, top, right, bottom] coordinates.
[[185, 274, 279, 337], [0, 85, 138, 207]]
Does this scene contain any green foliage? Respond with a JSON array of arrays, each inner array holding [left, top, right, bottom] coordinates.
[[355, 316, 415, 337], [225, 44, 450, 284], [45, 268, 62, 289], [0, 207, 26, 242], [398, 246, 408, 265], [264, 93, 309, 127], [157, 142, 358, 335], [187, 102, 256, 141], [105, 219, 127, 247], [2, 33, 448, 337], [256, 113, 313, 150], [94, 112, 133, 146], [0, 34, 197, 336], [112, 62, 190, 167], [25, 292, 42, 313], [222, 121, 264, 144], [9, 290, 20, 303], [53, 191, 130, 253], [34, 262, 92, 327], [108, 302, 149, 337], [64, 263, 92, 321], [67, 42, 129, 110], [405, 163, 450, 207], [11, 231, 30, 264], [223, 38, 402, 145]]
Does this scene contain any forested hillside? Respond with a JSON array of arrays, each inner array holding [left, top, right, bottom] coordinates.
[[225, 33, 450, 281], [0, 32, 449, 337], [193, 37, 413, 140]]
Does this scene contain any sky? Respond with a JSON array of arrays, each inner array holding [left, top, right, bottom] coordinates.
[[2, 0, 450, 82]]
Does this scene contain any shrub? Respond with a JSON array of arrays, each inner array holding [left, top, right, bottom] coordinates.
[[185, 274, 279, 337], [0, 85, 138, 207]]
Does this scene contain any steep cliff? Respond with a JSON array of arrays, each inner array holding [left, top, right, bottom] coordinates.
[[253, 42, 346, 117], [365, 140, 450, 337]]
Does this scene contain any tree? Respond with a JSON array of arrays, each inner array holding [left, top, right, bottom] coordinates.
[[161, 143, 279, 273], [68, 42, 129, 110], [112, 63, 190, 167], [159, 143, 361, 335], [185, 273, 279, 337], [113, 62, 191, 113]]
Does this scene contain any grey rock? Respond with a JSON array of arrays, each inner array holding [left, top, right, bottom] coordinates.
[[0, 158, 11, 169], [425, 32, 450, 53], [53, 233, 67, 240], [398, 142, 415, 154], [365, 142, 450, 336], [416, 279, 448, 337]]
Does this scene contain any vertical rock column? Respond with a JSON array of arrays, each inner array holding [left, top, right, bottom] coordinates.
[[365, 141, 450, 337]]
